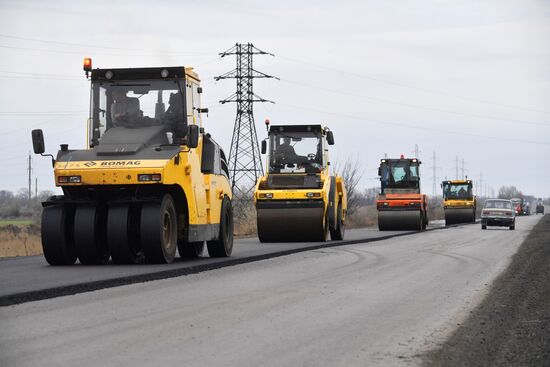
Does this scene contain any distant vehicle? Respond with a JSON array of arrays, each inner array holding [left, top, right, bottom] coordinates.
[[510, 198, 524, 216], [523, 202, 530, 215], [481, 199, 515, 230], [536, 200, 545, 215]]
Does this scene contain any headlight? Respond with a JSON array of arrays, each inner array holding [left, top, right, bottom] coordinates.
[[138, 174, 161, 182], [58, 175, 81, 184]]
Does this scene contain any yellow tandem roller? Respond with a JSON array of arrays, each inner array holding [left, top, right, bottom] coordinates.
[[255, 124, 347, 242], [442, 180, 477, 225]]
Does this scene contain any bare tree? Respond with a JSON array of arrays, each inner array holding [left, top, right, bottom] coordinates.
[[334, 157, 364, 215], [498, 186, 523, 199]]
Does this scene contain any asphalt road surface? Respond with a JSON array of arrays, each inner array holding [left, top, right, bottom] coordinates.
[[0, 215, 543, 366], [1, 223, 448, 305]]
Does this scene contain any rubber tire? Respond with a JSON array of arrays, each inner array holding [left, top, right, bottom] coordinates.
[[41, 205, 77, 265], [207, 197, 233, 257], [481, 224, 487, 230], [108, 204, 144, 264], [74, 205, 109, 265], [330, 205, 345, 241], [179, 241, 204, 259], [509, 224, 515, 230], [141, 195, 178, 264]]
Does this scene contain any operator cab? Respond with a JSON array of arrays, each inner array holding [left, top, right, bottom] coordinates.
[[88, 65, 204, 148], [379, 157, 421, 194], [266, 125, 330, 175], [442, 180, 473, 201]]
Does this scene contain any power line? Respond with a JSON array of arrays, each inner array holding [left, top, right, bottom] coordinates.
[[0, 44, 215, 57], [0, 33, 213, 54], [276, 101, 550, 146], [278, 55, 550, 115], [0, 70, 82, 81], [0, 110, 87, 116], [279, 78, 550, 128]]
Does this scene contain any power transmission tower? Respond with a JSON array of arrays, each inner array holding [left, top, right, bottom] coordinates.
[[215, 43, 278, 201], [461, 158, 465, 180], [454, 156, 459, 180]]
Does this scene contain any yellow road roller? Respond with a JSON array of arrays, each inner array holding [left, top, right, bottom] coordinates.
[[31, 59, 233, 265], [442, 179, 476, 225], [254, 124, 347, 242]]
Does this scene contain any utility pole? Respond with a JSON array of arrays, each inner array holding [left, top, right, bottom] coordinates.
[[430, 151, 441, 198], [35, 177, 38, 201], [478, 172, 483, 197], [215, 43, 278, 200], [455, 156, 459, 180], [27, 153, 32, 202], [411, 144, 420, 159]]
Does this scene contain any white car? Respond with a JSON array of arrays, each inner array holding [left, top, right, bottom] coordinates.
[[481, 199, 515, 230]]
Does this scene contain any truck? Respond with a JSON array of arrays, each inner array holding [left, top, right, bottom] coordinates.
[[254, 124, 347, 242], [31, 58, 233, 265], [376, 156, 428, 230]]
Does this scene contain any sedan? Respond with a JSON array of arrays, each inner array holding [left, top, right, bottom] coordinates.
[[481, 199, 515, 230]]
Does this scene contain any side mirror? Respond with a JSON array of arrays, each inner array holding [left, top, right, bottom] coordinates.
[[377, 167, 381, 176], [31, 129, 45, 154], [326, 131, 334, 145], [187, 125, 199, 148], [261, 140, 267, 154]]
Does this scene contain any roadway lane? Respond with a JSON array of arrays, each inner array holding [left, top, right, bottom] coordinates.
[[0, 223, 445, 304], [0, 215, 542, 367]]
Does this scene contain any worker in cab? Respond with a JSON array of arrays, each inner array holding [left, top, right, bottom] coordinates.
[[111, 90, 140, 127], [274, 137, 300, 163]]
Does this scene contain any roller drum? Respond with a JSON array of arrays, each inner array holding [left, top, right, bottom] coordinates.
[[444, 208, 475, 226], [257, 201, 325, 242], [378, 210, 422, 231]]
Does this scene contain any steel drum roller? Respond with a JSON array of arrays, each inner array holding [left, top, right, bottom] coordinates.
[[378, 210, 422, 231], [444, 208, 475, 225], [257, 200, 325, 242]]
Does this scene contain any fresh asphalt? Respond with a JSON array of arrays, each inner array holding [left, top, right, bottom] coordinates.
[[0, 221, 446, 306]]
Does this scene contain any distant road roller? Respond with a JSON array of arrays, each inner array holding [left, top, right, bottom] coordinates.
[[376, 156, 428, 231], [442, 180, 476, 225], [254, 124, 347, 242], [31, 59, 233, 265]]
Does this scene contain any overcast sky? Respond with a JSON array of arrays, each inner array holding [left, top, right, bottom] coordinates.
[[0, 0, 549, 197]]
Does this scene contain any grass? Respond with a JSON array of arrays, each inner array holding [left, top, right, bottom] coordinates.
[[0, 219, 33, 227], [0, 224, 42, 258]]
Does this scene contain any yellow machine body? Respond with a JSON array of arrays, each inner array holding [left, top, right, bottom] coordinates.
[[33, 64, 233, 265], [254, 124, 347, 242], [442, 179, 476, 225]]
